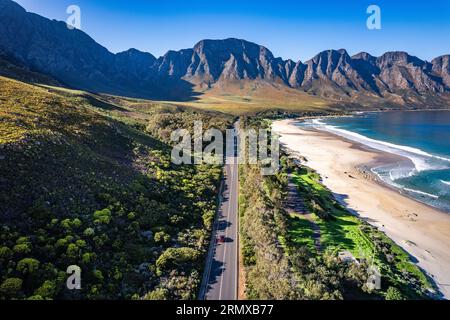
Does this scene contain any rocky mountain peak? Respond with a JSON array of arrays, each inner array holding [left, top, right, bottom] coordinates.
[[377, 51, 425, 69], [352, 52, 376, 62], [0, 0, 449, 105], [0, 0, 24, 13]]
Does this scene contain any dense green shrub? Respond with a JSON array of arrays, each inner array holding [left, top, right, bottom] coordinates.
[[0, 278, 23, 298], [0, 77, 230, 300], [156, 247, 201, 273], [385, 287, 405, 300]]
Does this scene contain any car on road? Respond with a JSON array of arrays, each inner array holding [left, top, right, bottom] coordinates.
[[216, 235, 226, 244]]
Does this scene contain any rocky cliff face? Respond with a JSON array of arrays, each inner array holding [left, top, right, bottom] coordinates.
[[432, 55, 450, 89], [375, 52, 444, 94], [0, 0, 449, 105], [0, 0, 168, 98], [0, 0, 117, 92], [288, 49, 375, 96], [152, 39, 450, 99], [154, 39, 289, 85]]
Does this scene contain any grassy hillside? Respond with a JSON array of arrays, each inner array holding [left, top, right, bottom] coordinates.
[[0, 76, 231, 300], [159, 81, 342, 115], [157, 81, 450, 116], [290, 168, 434, 299]]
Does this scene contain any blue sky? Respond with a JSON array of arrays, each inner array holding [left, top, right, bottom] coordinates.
[[13, 0, 450, 62]]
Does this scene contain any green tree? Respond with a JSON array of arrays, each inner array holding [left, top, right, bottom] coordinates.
[[16, 236, 31, 245], [72, 218, 82, 229], [66, 243, 80, 259], [156, 247, 200, 273], [75, 239, 87, 248], [0, 278, 23, 298], [0, 246, 12, 261], [83, 227, 95, 237], [82, 252, 96, 264], [154, 231, 170, 244], [34, 280, 57, 299], [93, 269, 104, 282], [17, 258, 40, 274], [385, 287, 405, 300], [202, 210, 215, 230], [144, 288, 169, 300], [93, 208, 112, 225], [13, 243, 31, 255], [61, 219, 72, 230]]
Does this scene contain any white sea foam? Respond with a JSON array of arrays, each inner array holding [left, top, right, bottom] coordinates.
[[301, 118, 450, 213], [371, 166, 405, 188], [310, 118, 450, 175], [372, 167, 440, 202], [403, 188, 439, 199]]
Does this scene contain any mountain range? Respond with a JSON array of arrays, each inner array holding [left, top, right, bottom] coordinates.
[[1, 0, 450, 108]]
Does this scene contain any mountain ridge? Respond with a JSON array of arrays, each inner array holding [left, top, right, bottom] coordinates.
[[1, 0, 449, 108]]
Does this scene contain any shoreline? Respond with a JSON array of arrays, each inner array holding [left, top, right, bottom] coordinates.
[[272, 118, 450, 299], [294, 112, 450, 215], [294, 108, 450, 122], [324, 128, 449, 216]]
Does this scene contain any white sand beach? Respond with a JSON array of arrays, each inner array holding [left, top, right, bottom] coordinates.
[[272, 119, 450, 299]]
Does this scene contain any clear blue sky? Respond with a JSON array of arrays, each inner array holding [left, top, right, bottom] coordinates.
[[13, 0, 450, 62]]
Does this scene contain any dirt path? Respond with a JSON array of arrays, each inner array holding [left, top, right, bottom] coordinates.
[[285, 173, 321, 251]]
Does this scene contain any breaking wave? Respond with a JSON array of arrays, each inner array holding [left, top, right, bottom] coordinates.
[[300, 117, 450, 210], [308, 118, 450, 176]]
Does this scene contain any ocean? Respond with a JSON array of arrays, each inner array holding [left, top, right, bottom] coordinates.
[[300, 110, 450, 213]]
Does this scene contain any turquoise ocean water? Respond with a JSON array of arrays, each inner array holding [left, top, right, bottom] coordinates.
[[300, 110, 450, 213]]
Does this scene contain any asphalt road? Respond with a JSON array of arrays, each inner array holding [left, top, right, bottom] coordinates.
[[203, 126, 239, 300]]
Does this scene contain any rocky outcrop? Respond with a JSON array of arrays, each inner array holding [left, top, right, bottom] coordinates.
[[432, 55, 450, 88], [0, 0, 449, 104]]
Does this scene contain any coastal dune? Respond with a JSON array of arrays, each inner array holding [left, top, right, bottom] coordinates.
[[272, 119, 450, 299]]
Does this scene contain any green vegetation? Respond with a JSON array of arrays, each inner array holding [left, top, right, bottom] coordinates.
[[0, 76, 231, 300], [284, 214, 316, 251], [0, 73, 437, 300], [239, 117, 434, 300], [386, 286, 405, 300], [239, 153, 368, 299], [239, 118, 354, 299], [291, 166, 434, 299], [239, 163, 296, 299]]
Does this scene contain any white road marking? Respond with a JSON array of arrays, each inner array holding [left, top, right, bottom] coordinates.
[[219, 164, 233, 300], [234, 162, 238, 300]]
